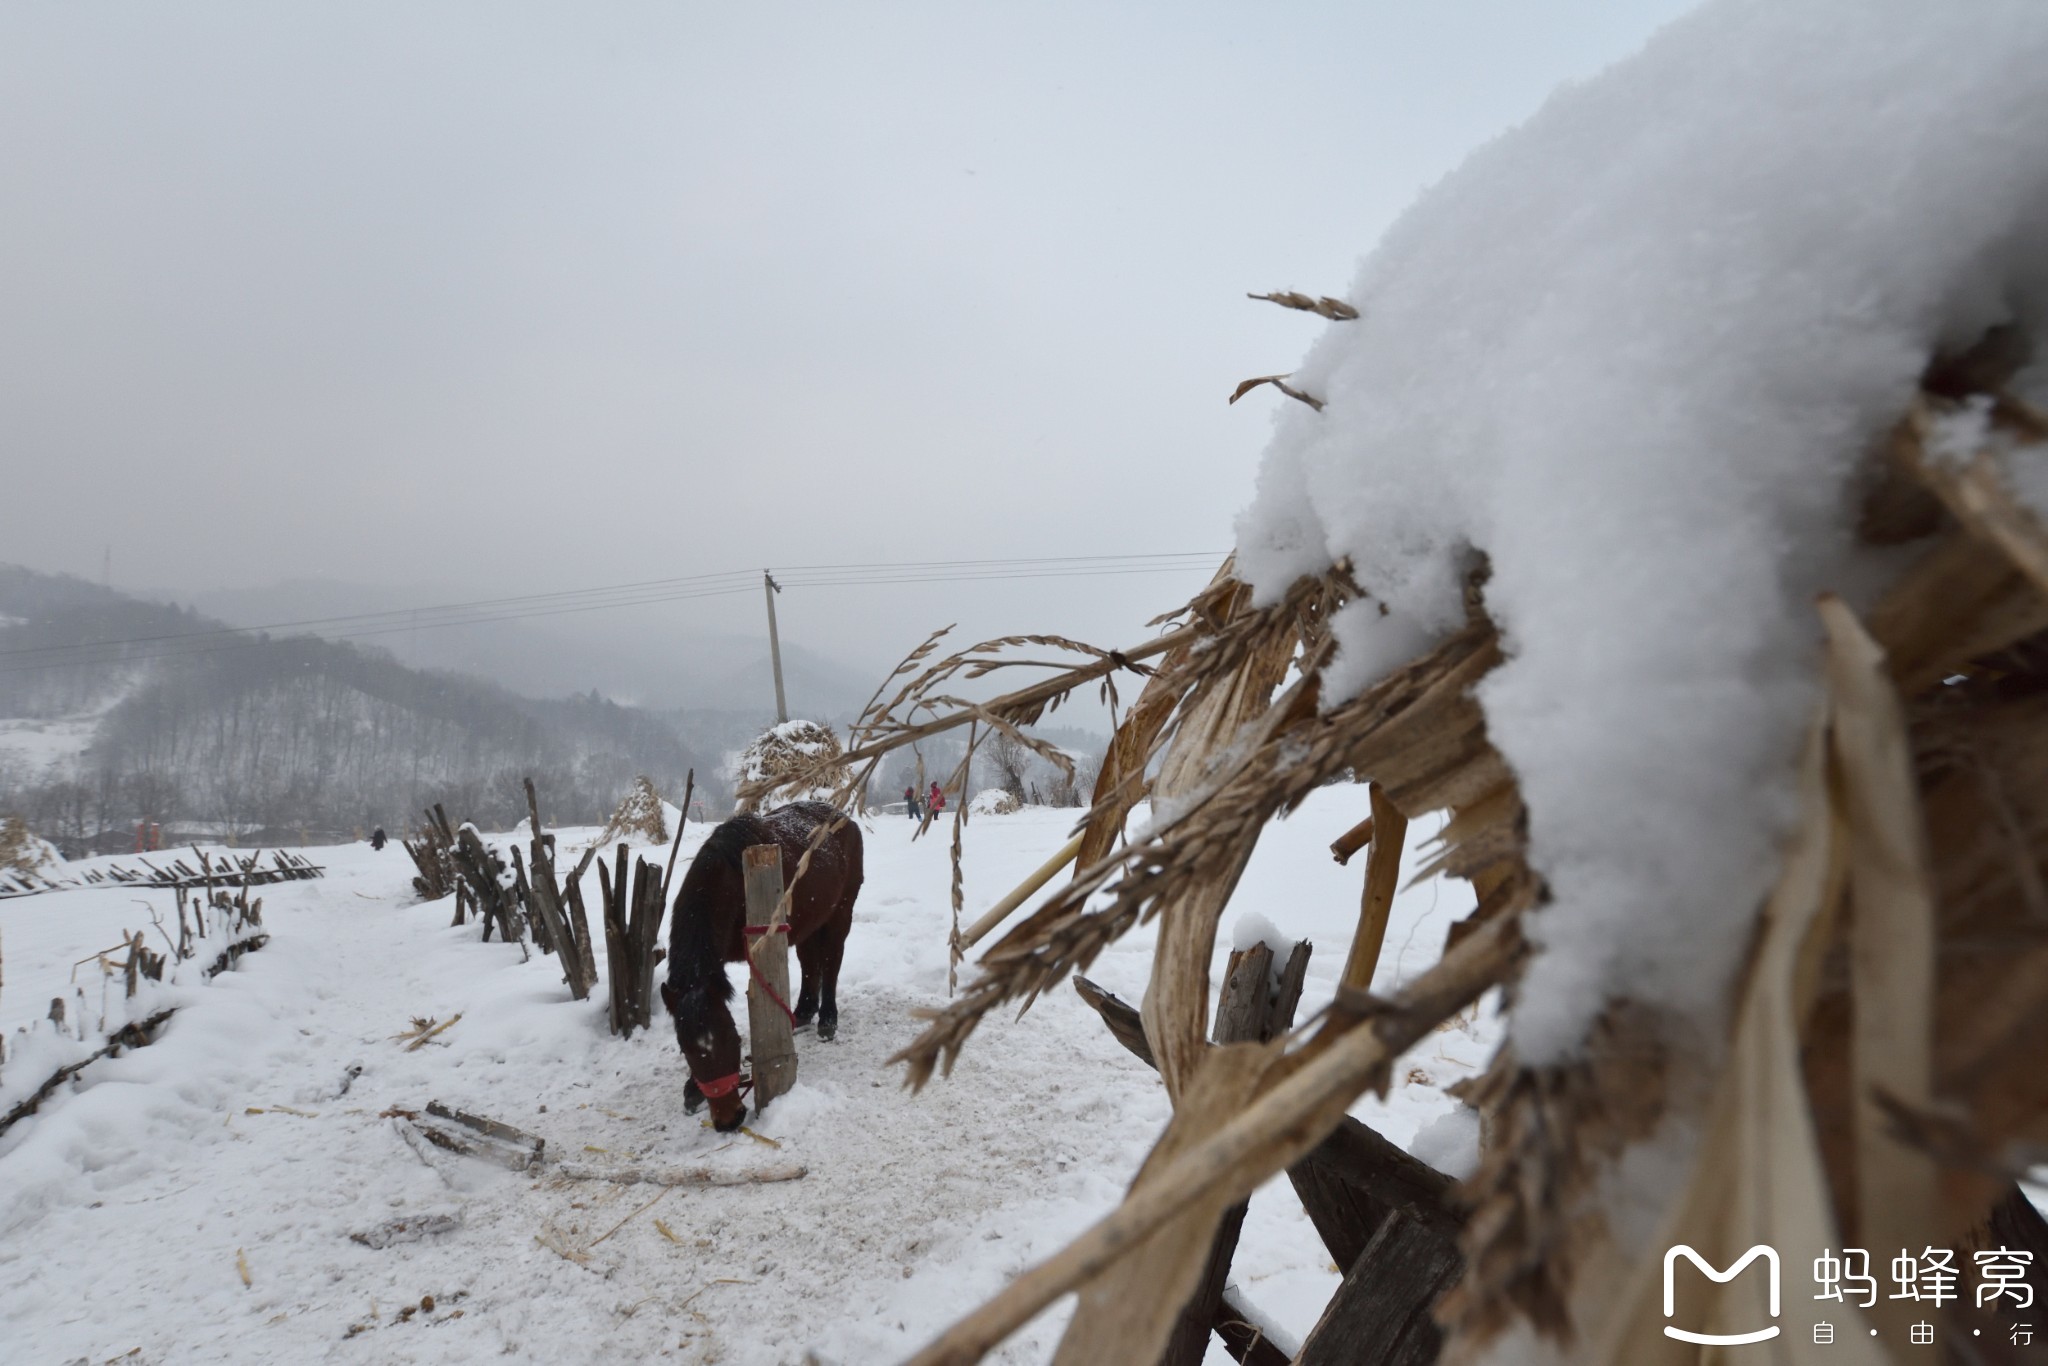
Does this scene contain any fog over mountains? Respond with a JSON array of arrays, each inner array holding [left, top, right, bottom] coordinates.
[[188, 577, 879, 717], [0, 564, 1104, 854]]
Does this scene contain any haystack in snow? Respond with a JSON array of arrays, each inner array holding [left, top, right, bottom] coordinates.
[[0, 814, 63, 879], [598, 775, 668, 846], [733, 720, 846, 812], [748, 4, 2048, 1362]]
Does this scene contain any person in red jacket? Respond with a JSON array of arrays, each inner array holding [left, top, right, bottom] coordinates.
[[928, 780, 946, 819]]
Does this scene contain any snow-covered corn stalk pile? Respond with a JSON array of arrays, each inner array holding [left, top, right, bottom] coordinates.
[[752, 2, 2048, 1361], [733, 720, 846, 812], [0, 816, 67, 897], [597, 774, 669, 846], [1, 877, 267, 1139]]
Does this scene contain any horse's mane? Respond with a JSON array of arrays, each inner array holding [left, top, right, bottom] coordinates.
[[665, 811, 776, 1007]]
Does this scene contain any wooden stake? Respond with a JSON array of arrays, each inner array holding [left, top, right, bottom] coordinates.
[[1157, 940, 1309, 1366], [742, 844, 798, 1109]]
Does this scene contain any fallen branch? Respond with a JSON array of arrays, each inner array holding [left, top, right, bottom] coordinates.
[[0, 1009, 176, 1138]]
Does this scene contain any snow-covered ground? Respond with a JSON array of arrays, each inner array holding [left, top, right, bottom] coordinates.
[[0, 711, 103, 779], [0, 789, 1489, 1364]]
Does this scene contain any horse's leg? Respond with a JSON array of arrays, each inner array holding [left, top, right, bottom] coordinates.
[[793, 933, 823, 1029], [818, 902, 852, 1041]]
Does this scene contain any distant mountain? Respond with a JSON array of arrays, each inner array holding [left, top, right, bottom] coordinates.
[[185, 577, 878, 717], [0, 564, 722, 849]]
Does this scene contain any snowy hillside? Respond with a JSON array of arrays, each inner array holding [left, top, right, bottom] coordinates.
[[0, 791, 1486, 1363]]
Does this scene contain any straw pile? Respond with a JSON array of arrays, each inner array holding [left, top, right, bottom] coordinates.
[[0, 814, 62, 880], [732, 721, 846, 814], [597, 775, 669, 846], [741, 342, 2048, 1362]]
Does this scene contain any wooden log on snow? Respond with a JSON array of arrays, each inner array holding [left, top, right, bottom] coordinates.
[[425, 1099, 547, 1163], [742, 844, 798, 1109]]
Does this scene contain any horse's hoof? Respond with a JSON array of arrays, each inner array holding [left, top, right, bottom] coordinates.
[[818, 1020, 837, 1041]]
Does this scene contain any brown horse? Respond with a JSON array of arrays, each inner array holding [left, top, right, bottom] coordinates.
[[657, 800, 863, 1132]]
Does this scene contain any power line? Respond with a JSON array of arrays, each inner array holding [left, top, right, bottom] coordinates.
[[0, 550, 1226, 676]]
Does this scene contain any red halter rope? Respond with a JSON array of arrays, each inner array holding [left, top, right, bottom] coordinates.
[[697, 1070, 745, 1100], [742, 923, 799, 1026]]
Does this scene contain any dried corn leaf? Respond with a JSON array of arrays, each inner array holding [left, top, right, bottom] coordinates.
[[1247, 290, 1361, 321], [1228, 373, 1324, 411], [1586, 710, 1884, 1366], [1819, 596, 1940, 1271]]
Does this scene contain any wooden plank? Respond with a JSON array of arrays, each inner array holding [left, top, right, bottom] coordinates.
[[1293, 1203, 1463, 1366], [742, 844, 798, 1109]]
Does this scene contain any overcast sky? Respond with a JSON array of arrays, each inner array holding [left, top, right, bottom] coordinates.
[[1, 1, 1695, 682]]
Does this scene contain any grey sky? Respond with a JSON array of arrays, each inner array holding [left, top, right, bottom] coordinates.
[[1, 1, 1695, 684]]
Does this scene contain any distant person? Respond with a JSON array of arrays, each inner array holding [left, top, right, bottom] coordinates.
[[370, 826, 388, 851], [928, 781, 946, 820], [903, 785, 920, 821]]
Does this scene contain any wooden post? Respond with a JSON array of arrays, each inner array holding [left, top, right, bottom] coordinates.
[[1157, 939, 1311, 1366], [763, 572, 789, 724], [741, 844, 798, 1108], [563, 845, 600, 1005], [628, 856, 664, 1032]]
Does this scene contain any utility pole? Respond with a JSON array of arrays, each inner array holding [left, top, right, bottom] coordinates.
[[763, 570, 788, 724]]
